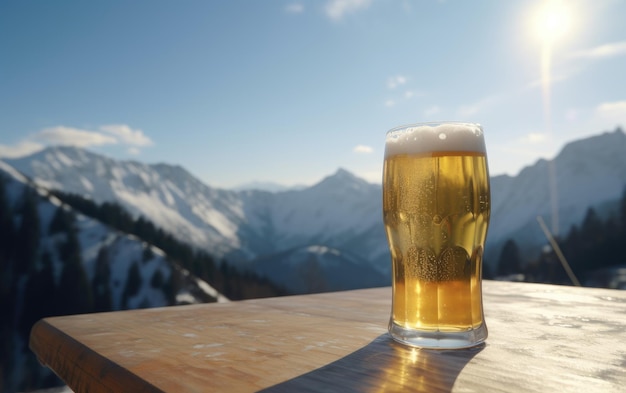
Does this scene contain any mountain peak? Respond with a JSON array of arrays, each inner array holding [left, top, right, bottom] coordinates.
[[325, 167, 361, 182], [311, 168, 368, 191], [333, 167, 356, 179], [17, 145, 107, 168], [558, 127, 625, 158]]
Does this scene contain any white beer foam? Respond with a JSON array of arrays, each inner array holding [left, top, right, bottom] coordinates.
[[385, 122, 486, 156]]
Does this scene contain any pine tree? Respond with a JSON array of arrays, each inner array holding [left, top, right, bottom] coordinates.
[[150, 269, 165, 289], [49, 205, 73, 235], [496, 239, 522, 277], [56, 210, 93, 316], [602, 217, 620, 271], [19, 251, 56, 341], [619, 185, 626, 265], [121, 261, 142, 309], [0, 175, 15, 322], [15, 188, 40, 276], [142, 245, 154, 264], [562, 225, 583, 277], [162, 265, 180, 305], [0, 175, 14, 263], [581, 207, 603, 245], [579, 207, 604, 274], [620, 185, 626, 236], [0, 177, 17, 389], [92, 246, 113, 312]]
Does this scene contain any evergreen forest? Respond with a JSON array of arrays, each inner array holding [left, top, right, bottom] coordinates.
[[493, 185, 626, 288], [0, 176, 285, 392]]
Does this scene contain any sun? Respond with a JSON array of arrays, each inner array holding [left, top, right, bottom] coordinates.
[[532, 0, 572, 45]]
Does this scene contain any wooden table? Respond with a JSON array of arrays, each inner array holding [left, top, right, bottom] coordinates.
[[30, 280, 626, 392]]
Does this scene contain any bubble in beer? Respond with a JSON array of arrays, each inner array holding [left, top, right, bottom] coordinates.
[[440, 246, 471, 281], [407, 246, 437, 280]]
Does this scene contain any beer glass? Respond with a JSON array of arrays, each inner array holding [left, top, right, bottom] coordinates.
[[383, 122, 490, 349]]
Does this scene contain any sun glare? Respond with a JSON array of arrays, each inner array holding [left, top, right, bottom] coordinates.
[[530, 0, 576, 236], [533, 0, 572, 44]]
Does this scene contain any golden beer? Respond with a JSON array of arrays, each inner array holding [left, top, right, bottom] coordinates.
[[383, 123, 490, 348]]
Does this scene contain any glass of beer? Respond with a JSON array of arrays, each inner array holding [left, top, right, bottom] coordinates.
[[383, 122, 490, 349]]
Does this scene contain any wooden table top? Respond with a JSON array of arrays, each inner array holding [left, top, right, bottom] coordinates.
[[30, 280, 626, 392]]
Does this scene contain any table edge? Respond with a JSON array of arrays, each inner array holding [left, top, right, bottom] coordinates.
[[30, 318, 165, 393]]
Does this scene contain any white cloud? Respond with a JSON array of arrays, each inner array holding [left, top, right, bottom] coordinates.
[[384, 76, 423, 108], [100, 124, 153, 146], [570, 41, 626, 59], [37, 126, 117, 147], [325, 0, 372, 21], [353, 144, 373, 153], [387, 75, 407, 89], [519, 132, 548, 144], [596, 100, 626, 117], [594, 101, 626, 128], [285, 3, 304, 14], [0, 141, 44, 159], [0, 124, 153, 159]]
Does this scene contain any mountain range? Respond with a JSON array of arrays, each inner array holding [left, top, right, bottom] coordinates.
[[3, 150, 390, 292], [0, 160, 224, 308], [3, 127, 626, 291], [488, 128, 626, 261]]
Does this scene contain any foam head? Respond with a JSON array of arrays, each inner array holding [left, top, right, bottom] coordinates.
[[385, 122, 486, 156]]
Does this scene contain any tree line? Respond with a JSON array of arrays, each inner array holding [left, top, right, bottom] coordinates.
[[0, 175, 286, 392], [494, 185, 626, 287], [48, 189, 287, 300]]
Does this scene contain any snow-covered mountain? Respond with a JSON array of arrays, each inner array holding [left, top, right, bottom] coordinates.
[[488, 128, 626, 261], [237, 169, 387, 270], [5, 148, 245, 258], [3, 127, 626, 282], [4, 149, 388, 276], [0, 160, 224, 308], [252, 245, 387, 294]]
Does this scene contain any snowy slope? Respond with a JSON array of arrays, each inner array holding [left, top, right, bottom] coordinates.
[[252, 244, 387, 294], [489, 128, 626, 261], [5, 147, 245, 258], [237, 169, 385, 268], [5, 149, 387, 269], [0, 160, 225, 309]]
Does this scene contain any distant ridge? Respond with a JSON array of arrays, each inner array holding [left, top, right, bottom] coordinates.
[[488, 128, 626, 260], [3, 127, 625, 288], [232, 180, 306, 193]]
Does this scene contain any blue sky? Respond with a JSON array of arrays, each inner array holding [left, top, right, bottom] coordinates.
[[1, 0, 625, 188]]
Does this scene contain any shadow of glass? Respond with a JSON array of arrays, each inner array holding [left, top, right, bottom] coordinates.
[[260, 334, 484, 393]]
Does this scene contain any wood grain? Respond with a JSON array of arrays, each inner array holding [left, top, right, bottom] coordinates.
[[30, 281, 626, 392]]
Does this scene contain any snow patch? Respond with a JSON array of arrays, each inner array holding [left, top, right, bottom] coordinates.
[[54, 151, 75, 167], [79, 176, 94, 192]]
